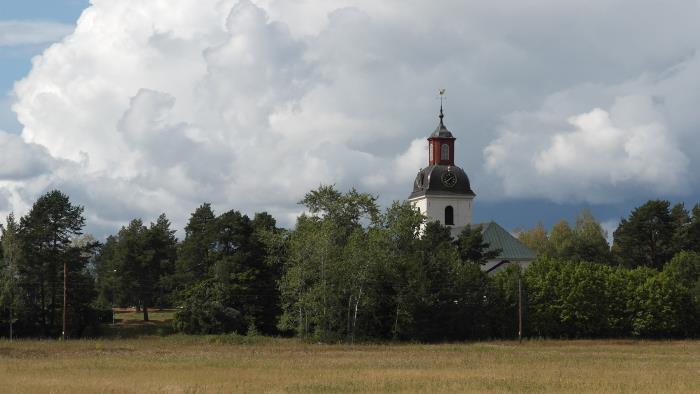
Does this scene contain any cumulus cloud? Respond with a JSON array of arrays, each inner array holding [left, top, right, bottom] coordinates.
[[3, 0, 700, 236], [485, 95, 691, 203], [484, 47, 700, 203], [8, 0, 426, 235], [0, 21, 74, 46], [535, 104, 687, 191]]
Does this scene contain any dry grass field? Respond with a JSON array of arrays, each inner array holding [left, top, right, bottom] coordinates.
[[1, 335, 699, 393]]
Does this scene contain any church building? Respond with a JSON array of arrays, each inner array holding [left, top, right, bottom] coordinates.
[[408, 106, 535, 273]]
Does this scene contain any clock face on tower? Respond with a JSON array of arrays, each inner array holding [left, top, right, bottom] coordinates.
[[441, 171, 457, 188]]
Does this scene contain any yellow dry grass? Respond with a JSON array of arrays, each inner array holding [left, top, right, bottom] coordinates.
[[0, 337, 698, 393], [114, 310, 176, 322]]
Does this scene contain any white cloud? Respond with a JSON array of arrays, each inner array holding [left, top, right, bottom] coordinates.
[[9, 0, 413, 235], [0, 21, 74, 46], [535, 103, 688, 191], [2, 0, 700, 236], [484, 50, 700, 203], [485, 94, 691, 203]]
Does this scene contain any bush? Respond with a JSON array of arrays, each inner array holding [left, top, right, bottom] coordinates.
[[173, 280, 245, 335], [662, 251, 700, 336], [629, 271, 689, 337], [524, 257, 695, 338]]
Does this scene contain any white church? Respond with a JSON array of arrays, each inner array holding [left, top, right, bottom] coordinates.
[[408, 106, 535, 273]]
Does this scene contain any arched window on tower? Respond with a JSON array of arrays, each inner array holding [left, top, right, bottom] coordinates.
[[429, 142, 434, 162], [444, 205, 454, 225], [441, 143, 449, 161]]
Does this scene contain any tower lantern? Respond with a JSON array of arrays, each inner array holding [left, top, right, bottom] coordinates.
[[427, 104, 456, 166]]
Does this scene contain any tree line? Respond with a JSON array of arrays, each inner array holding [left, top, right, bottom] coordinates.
[[0, 189, 699, 340]]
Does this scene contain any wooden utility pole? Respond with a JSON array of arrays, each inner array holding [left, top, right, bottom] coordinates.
[[62, 260, 67, 340], [518, 267, 523, 343], [9, 264, 14, 342], [9, 290, 13, 341]]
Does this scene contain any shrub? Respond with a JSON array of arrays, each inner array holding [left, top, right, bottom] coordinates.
[[173, 280, 245, 335]]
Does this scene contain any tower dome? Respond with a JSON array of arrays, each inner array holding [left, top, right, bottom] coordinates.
[[409, 165, 474, 199], [410, 106, 475, 199]]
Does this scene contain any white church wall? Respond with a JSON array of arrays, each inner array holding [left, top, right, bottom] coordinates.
[[409, 194, 473, 231]]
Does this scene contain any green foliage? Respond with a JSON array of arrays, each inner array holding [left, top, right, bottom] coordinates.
[[147, 214, 178, 308], [663, 251, 700, 334], [549, 220, 574, 259], [95, 214, 177, 322], [175, 203, 217, 289], [111, 219, 150, 316], [454, 225, 500, 264], [672, 203, 700, 255], [279, 187, 497, 342], [173, 279, 244, 334], [10, 190, 97, 338], [278, 191, 700, 341], [489, 265, 520, 338], [612, 200, 676, 269], [517, 210, 610, 264], [171, 204, 282, 335], [525, 257, 696, 338], [664, 251, 700, 288], [0, 214, 23, 338], [94, 235, 118, 308], [517, 222, 549, 256], [299, 185, 380, 233], [279, 186, 384, 341], [570, 209, 611, 264], [629, 271, 689, 337], [7, 188, 700, 340]]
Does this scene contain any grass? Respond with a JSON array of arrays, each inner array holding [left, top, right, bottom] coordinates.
[[100, 309, 176, 338], [114, 309, 176, 322], [0, 337, 698, 393]]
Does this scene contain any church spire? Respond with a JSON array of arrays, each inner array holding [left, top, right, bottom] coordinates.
[[438, 88, 446, 127], [428, 93, 455, 166]]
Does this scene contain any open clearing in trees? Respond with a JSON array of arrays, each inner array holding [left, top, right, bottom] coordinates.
[[0, 337, 698, 393]]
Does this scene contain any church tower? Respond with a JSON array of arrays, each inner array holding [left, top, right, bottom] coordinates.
[[408, 105, 475, 235]]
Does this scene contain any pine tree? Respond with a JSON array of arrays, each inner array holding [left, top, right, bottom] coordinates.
[[175, 203, 217, 289], [0, 214, 22, 339], [17, 190, 89, 337], [454, 225, 501, 264], [613, 200, 675, 269]]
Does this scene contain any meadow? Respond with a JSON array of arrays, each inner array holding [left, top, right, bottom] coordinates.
[[1, 314, 699, 394]]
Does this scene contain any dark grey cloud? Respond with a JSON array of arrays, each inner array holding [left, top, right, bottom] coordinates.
[[0, 130, 54, 180]]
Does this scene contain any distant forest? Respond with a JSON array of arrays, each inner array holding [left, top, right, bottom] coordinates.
[[1, 187, 699, 340]]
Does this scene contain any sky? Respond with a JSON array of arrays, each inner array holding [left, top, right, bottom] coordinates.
[[1, 0, 699, 239]]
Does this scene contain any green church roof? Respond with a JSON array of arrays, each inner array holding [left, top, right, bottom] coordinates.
[[472, 221, 536, 261]]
